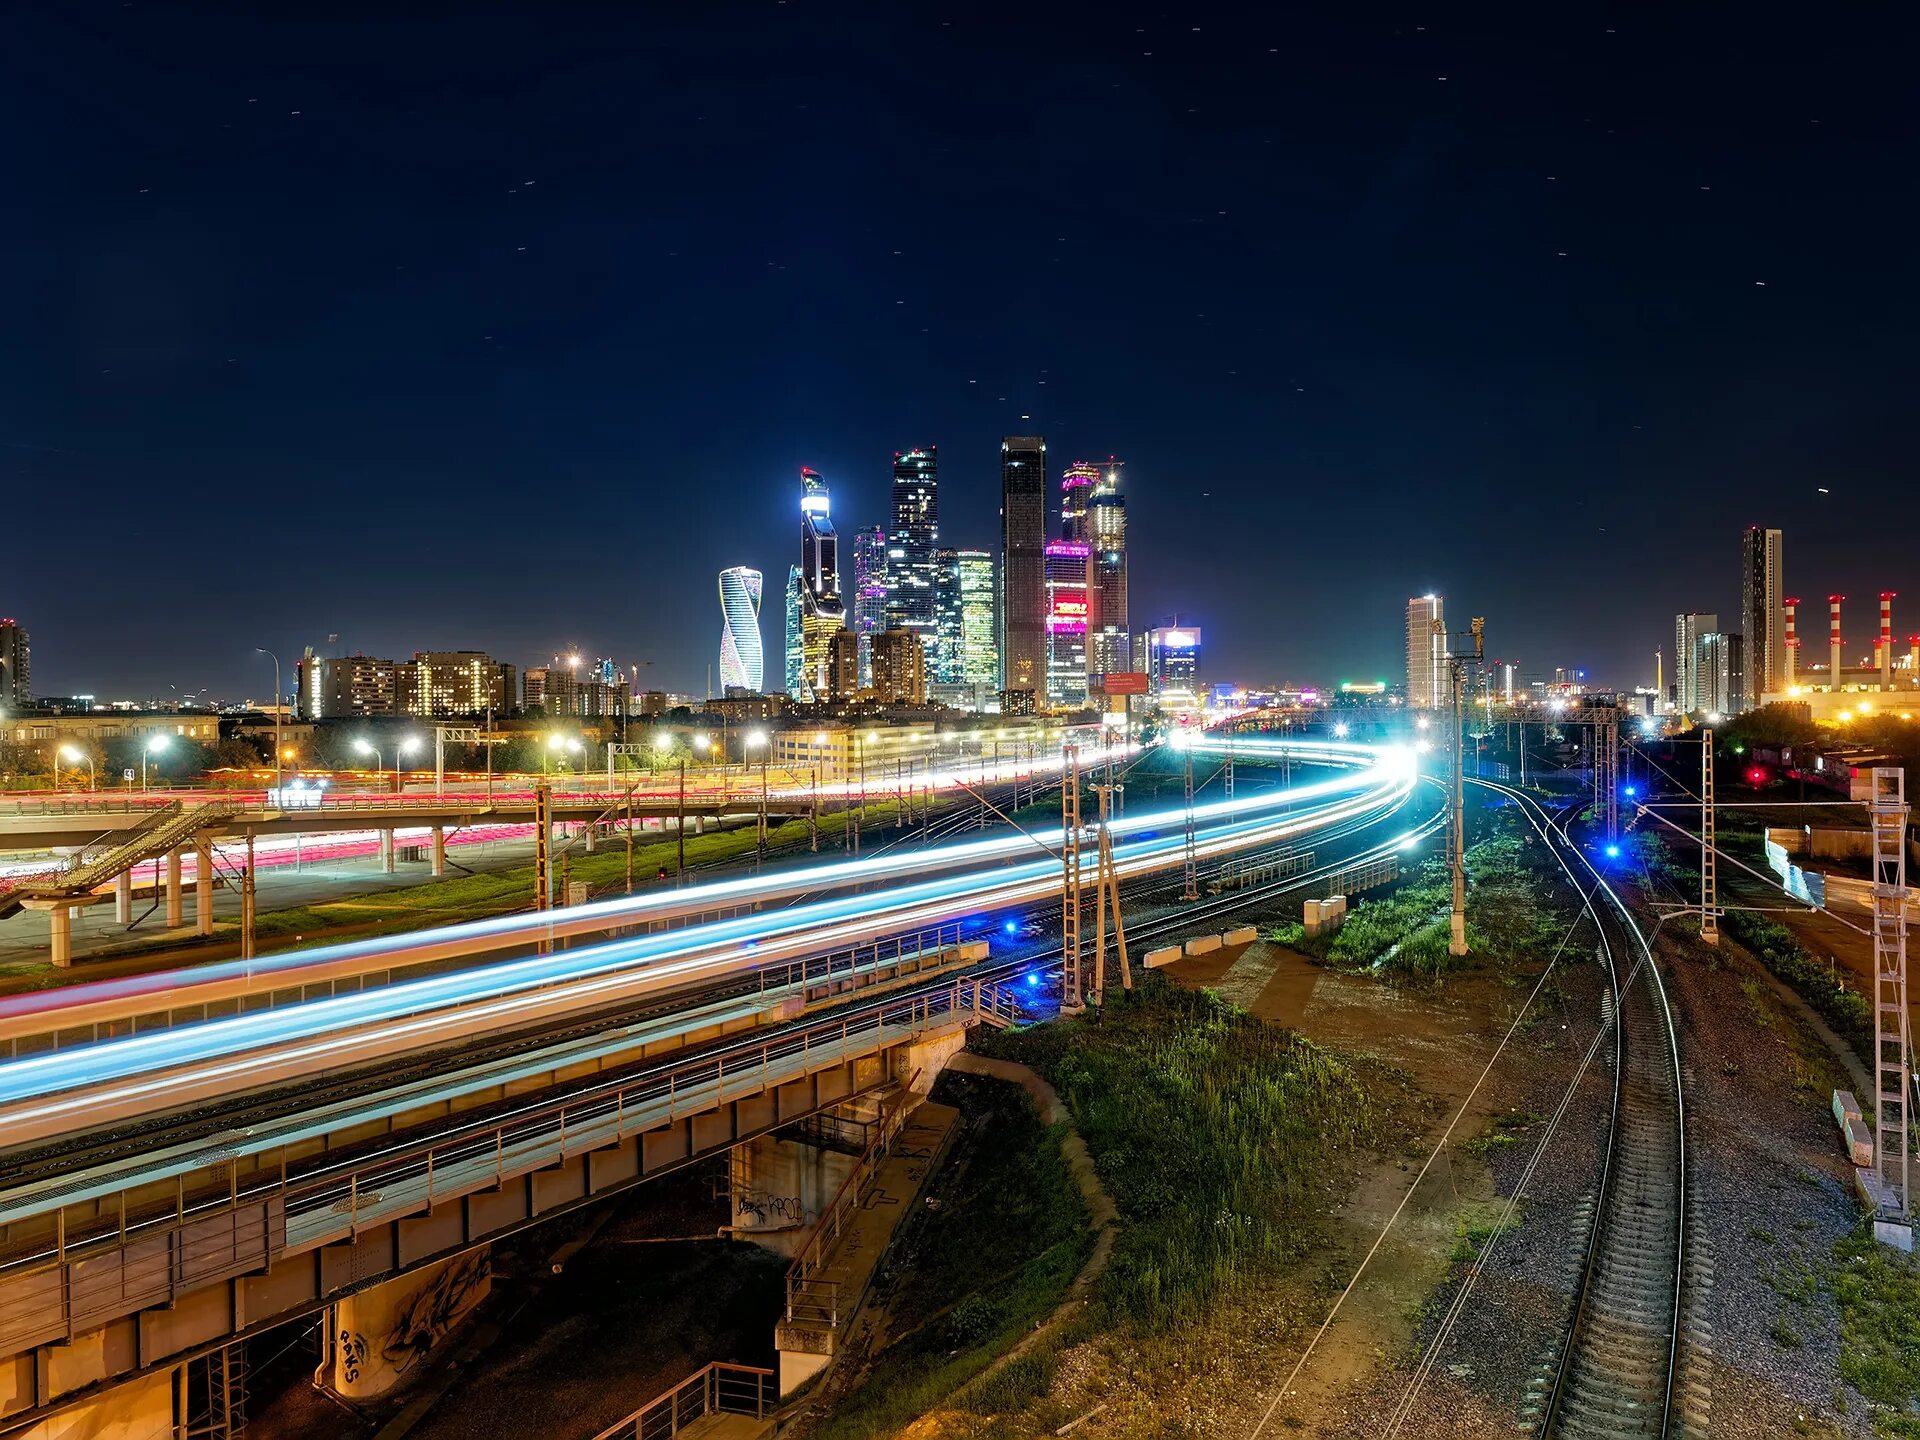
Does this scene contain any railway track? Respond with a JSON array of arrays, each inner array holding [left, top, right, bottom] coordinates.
[[1482, 782, 1688, 1440]]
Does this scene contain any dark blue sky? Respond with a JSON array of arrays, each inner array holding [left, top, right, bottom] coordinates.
[[5, 3, 1915, 700]]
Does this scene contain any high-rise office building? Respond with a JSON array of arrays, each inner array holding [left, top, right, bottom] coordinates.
[[1741, 526, 1784, 700], [1673, 612, 1719, 713], [1044, 540, 1091, 707], [1059, 460, 1098, 542], [717, 566, 765, 694], [934, 548, 998, 690], [784, 565, 805, 699], [1698, 631, 1745, 717], [884, 448, 938, 651], [797, 468, 846, 699], [0, 619, 27, 710], [871, 629, 928, 705], [1087, 460, 1129, 679], [849, 524, 889, 685], [999, 436, 1047, 700], [1144, 626, 1201, 699], [1405, 595, 1446, 709]]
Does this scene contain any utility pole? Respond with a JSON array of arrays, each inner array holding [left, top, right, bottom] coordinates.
[[1090, 778, 1133, 1009], [240, 829, 257, 962], [676, 758, 688, 884], [1700, 730, 1718, 945], [1440, 617, 1484, 958], [1223, 729, 1235, 800], [625, 789, 635, 895], [533, 779, 552, 953], [1182, 742, 1199, 901], [1062, 745, 1084, 1013], [1871, 766, 1910, 1219]]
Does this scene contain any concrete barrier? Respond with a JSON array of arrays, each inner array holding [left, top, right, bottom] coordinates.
[[1183, 934, 1221, 957], [1143, 946, 1183, 970], [958, 940, 991, 962], [1222, 925, 1258, 947]]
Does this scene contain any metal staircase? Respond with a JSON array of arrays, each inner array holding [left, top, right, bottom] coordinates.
[[0, 800, 240, 919]]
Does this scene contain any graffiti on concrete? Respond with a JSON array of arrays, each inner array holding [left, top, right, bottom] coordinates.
[[339, 1331, 368, 1385], [381, 1250, 490, 1376], [736, 1190, 803, 1225]]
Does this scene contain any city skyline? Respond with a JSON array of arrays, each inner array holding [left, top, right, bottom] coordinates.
[[4, 7, 1916, 697]]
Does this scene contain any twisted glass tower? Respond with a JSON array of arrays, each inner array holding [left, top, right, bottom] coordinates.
[[717, 566, 764, 693]]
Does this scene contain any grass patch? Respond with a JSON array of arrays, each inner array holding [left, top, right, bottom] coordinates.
[[1833, 1225, 1920, 1433], [808, 1073, 1091, 1440], [976, 975, 1404, 1336]]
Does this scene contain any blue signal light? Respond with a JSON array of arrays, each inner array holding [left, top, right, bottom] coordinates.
[[1604, 844, 1621, 859], [1623, 785, 1638, 798], [1025, 971, 1041, 987], [1004, 920, 1019, 934]]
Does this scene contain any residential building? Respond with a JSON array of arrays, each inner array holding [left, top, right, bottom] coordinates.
[[298, 653, 402, 719], [1674, 612, 1719, 713], [797, 468, 846, 699], [999, 436, 1048, 701], [827, 630, 861, 701], [5, 712, 220, 765], [398, 652, 517, 717], [871, 629, 928, 705], [1087, 461, 1130, 679], [0, 618, 27, 710], [1698, 631, 1745, 717], [525, 658, 629, 719], [884, 447, 938, 651], [717, 566, 765, 694], [1405, 595, 1446, 710], [1741, 525, 1785, 699]]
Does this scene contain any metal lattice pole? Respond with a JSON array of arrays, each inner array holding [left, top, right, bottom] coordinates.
[[1182, 746, 1199, 901], [1224, 731, 1235, 800], [534, 779, 552, 954], [1062, 745, 1084, 1011], [1700, 730, 1718, 945], [1871, 766, 1910, 1216], [1449, 659, 1468, 956]]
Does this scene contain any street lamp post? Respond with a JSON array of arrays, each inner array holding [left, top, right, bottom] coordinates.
[[746, 730, 769, 866], [59, 745, 95, 792], [397, 736, 421, 788], [354, 739, 383, 785], [254, 647, 283, 793], [142, 735, 172, 792]]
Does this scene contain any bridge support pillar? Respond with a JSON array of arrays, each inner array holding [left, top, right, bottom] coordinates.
[[430, 826, 446, 877], [727, 1131, 860, 1259], [8, 1365, 179, 1440], [193, 834, 213, 936], [166, 849, 184, 928], [380, 828, 396, 874], [114, 870, 132, 925], [319, 1248, 492, 1403]]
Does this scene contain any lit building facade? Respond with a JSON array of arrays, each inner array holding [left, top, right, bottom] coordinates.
[[1405, 594, 1446, 710], [1697, 631, 1745, 717], [885, 447, 939, 653], [1674, 612, 1719, 713], [1059, 460, 1098, 541], [1144, 626, 1201, 702], [827, 630, 861, 701], [849, 524, 889, 685], [1044, 540, 1091, 708], [717, 566, 765, 694], [1088, 460, 1129, 679], [797, 468, 846, 700], [525, 658, 629, 719], [399, 652, 517, 717], [871, 629, 929, 705], [298, 653, 402, 719], [0, 618, 28, 710], [999, 436, 1047, 701], [784, 565, 805, 699], [1741, 525, 1784, 700], [934, 548, 997, 690]]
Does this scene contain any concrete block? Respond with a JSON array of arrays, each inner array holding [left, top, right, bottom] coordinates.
[[958, 940, 990, 962], [1843, 1114, 1874, 1168], [1834, 1089, 1864, 1128], [1143, 946, 1183, 969], [1223, 926, 1258, 947], [1183, 934, 1221, 957]]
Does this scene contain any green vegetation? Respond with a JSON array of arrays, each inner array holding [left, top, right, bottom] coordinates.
[[1270, 823, 1566, 981], [977, 976, 1398, 1335], [1448, 1203, 1520, 1263], [1722, 910, 1871, 1055], [809, 1074, 1091, 1440], [1833, 1226, 1920, 1435]]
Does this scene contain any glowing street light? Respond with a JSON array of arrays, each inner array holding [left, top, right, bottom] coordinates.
[[59, 744, 96, 792], [396, 736, 422, 782], [142, 734, 172, 791], [353, 738, 383, 776], [1332, 722, 1350, 739]]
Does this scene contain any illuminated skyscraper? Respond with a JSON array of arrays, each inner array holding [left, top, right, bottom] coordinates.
[[1144, 625, 1201, 701], [849, 524, 888, 685], [999, 436, 1047, 700], [885, 447, 938, 652], [1045, 540, 1091, 707], [797, 468, 845, 699], [0, 618, 27, 710], [1087, 460, 1130, 679], [1405, 594, 1446, 709], [934, 548, 997, 691], [1741, 525, 1784, 698], [784, 565, 805, 699], [717, 566, 764, 694], [1059, 460, 1098, 542]]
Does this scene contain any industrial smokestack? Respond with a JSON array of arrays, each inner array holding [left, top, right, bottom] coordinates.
[[1829, 595, 1845, 690], [1881, 592, 1896, 691], [1783, 598, 1799, 688]]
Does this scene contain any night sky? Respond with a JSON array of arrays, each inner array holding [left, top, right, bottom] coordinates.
[[5, 3, 1916, 701]]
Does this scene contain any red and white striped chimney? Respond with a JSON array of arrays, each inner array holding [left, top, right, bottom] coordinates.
[[1783, 597, 1800, 687], [1880, 592, 1896, 690], [1909, 635, 1919, 678], [1829, 595, 1844, 688]]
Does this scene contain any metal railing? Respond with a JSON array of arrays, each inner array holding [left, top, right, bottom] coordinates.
[[759, 922, 965, 999], [1316, 853, 1399, 898], [591, 1362, 774, 1440], [784, 1076, 922, 1329], [1208, 849, 1314, 894]]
